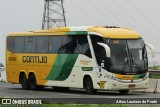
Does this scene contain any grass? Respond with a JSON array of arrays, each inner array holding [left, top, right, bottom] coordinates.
[[149, 65, 160, 70], [0, 104, 159, 107], [149, 65, 160, 79], [42, 104, 160, 107], [43, 104, 128, 107], [0, 79, 6, 83]]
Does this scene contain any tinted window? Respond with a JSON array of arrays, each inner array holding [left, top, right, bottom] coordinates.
[[15, 37, 24, 52], [90, 35, 109, 69], [24, 37, 36, 53], [37, 37, 48, 53], [7, 37, 15, 52], [57, 35, 91, 57], [58, 36, 77, 54], [74, 36, 91, 58], [49, 36, 64, 53]]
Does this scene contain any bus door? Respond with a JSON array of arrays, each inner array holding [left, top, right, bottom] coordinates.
[[96, 46, 109, 87], [89, 34, 110, 89]]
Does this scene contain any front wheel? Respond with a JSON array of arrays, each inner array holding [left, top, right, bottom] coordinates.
[[119, 90, 129, 95], [28, 74, 37, 90], [84, 77, 97, 94]]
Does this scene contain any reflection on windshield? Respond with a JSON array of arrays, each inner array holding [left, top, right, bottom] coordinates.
[[106, 39, 148, 74], [110, 40, 128, 65]]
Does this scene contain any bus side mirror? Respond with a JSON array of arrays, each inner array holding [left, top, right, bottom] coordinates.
[[145, 43, 155, 58], [97, 42, 111, 58]]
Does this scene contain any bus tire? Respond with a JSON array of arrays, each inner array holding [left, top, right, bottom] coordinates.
[[84, 77, 96, 94], [20, 74, 29, 90], [119, 90, 129, 95], [28, 74, 37, 90]]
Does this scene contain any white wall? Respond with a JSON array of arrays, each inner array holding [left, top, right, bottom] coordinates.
[[0, 70, 6, 82]]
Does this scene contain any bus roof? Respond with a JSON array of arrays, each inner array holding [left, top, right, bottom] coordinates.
[[8, 26, 141, 39]]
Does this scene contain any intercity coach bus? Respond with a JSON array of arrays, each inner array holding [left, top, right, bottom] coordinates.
[[6, 26, 155, 94]]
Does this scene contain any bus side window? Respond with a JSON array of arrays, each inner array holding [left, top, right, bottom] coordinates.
[[24, 37, 36, 53], [7, 37, 15, 52], [49, 36, 62, 53], [58, 36, 77, 54], [15, 37, 24, 53], [74, 35, 92, 58], [37, 36, 48, 53], [90, 35, 108, 69]]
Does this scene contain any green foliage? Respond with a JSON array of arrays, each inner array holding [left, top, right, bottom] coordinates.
[[149, 74, 160, 79], [0, 98, 2, 104], [149, 65, 160, 70], [0, 80, 6, 83], [149, 65, 160, 79]]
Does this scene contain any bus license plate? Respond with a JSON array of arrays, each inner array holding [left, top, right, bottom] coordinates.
[[128, 84, 135, 88]]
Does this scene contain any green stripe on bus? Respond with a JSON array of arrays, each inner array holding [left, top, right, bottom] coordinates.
[[66, 31, 88, 35], [46, 54, 68, 80], [46, 54, 78, 81], [55, 54, 78, 81], [133, 73, 147, 79]]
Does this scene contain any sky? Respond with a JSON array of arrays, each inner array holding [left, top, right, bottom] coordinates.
[[0, 0, 160, 65]]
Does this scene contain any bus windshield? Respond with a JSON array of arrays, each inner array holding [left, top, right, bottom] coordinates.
[[106, 39, 148, 74]]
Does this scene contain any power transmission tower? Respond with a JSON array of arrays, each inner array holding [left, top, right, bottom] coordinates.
[[42, 0, 66, 29]]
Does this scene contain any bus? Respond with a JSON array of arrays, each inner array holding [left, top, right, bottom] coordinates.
[[6, 26, 155, 94]]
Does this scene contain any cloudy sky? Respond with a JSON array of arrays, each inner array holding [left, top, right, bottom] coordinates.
[[0, 0, 160, 65]]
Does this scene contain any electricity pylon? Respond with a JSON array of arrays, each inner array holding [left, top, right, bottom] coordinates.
[[42, 0, 66, 29]]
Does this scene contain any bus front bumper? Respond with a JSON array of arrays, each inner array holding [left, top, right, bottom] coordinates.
[[108, 78, 149, 91]]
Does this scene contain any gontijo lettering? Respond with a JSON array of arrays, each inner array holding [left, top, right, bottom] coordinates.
[[23, 56, 47, 63]]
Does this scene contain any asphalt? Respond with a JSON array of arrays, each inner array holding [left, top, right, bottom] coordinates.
[[0, 82, 160, 104]]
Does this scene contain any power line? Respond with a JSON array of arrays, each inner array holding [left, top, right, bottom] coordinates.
[[101, 0, 137, 28], [86, 0, 115, 25], [70, 0, 100, 25], [98, 0, 128, 26], [112, 0, 160, 48], [69, 0, 160, 53], [126, 0, 160, 32]]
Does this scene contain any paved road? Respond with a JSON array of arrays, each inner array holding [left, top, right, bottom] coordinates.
[[0, 82, 160, 104]]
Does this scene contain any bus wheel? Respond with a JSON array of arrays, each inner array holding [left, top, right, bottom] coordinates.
[[29, 74, 37, 90], [84, 77, 96, 94], [20, 74, 29, 90], [119, 90, 129, 95]]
